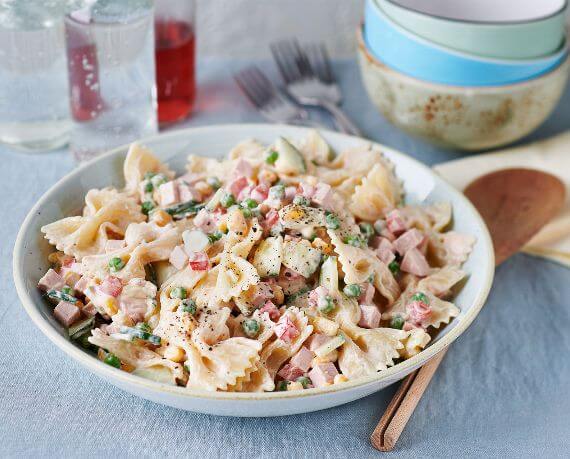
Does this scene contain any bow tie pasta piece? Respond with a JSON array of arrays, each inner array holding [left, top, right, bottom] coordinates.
[[399, 202, 452, 233], [399, 328, 431, 359], [123, 142, 174, 195], [215, 254, 260, 303], [41, 189, 145, 260], [430, 232, 476, 267], [89, 329, 184, 385], [417, 266, 466, 298], [228, 139, 266, 167]]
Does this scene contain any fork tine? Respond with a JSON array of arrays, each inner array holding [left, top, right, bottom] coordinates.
[[234, 66, 272, 108], [306, 43, 334, 84], [270, 41, 298, 83], [291, 39, 314, 78]]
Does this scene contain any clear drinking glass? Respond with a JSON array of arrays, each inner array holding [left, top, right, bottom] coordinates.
[[154, 0, 196, 125], [65, 0, 158, 162], [0, 0, 76, 152]]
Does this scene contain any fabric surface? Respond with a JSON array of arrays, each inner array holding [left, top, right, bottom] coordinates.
[[435, 132, 570, 267], [1, 58, 569, 458]]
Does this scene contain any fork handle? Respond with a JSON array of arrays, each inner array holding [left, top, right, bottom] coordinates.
[[319, 100, 362, 136]]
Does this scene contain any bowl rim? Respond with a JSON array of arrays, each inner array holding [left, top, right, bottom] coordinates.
[[367, 0, 568, 66], [13, 123, 495, 401], [382, 0, 568, 26], [357, 25, 570, 91]]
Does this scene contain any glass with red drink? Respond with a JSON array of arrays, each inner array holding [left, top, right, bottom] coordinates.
[[154, 0, 196, 125]]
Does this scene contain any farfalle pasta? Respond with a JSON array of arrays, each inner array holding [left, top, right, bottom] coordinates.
[[37, 131, 475, 392]]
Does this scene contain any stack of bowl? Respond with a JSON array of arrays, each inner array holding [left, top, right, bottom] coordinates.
[[358, 0, 569, 150]]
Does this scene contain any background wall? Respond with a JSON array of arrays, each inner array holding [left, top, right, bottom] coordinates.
[[196, 0, 365, 58]]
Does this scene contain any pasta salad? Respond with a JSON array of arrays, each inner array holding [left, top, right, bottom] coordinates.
[[38, 131, 475, 392]]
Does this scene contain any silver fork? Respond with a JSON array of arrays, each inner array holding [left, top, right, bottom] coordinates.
[[270, 40, 361, 136], [234, 66, 322, 127]]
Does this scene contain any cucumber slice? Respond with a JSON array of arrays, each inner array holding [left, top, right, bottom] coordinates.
[[252, 236, 283, 277], [319, 255, 338, 293], [274, 137, 306, 175], [282, 239, 322, 278], [303, 130, 335, 164], [132, 366, 175, 385]]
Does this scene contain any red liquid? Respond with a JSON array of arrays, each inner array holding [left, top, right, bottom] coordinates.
[[155, 20, 196, 124]]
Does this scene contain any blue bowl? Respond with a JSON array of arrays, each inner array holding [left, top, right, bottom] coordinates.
[[364, 0, 568, 86]]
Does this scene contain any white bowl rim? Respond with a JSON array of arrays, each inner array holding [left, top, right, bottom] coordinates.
[[13, 123, 495, 402], [357, 25, 570, 91], [382, 0, 568, 25], [367, 0, 569, 65]]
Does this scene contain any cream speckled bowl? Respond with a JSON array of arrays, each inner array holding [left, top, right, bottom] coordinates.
[[13, 124, 494, 416], [357, 28, 570, 151]]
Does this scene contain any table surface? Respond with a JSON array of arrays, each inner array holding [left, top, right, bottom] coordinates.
[[1, 58, 569, 458]]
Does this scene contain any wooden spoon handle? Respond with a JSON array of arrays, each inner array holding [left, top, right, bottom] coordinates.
[[370, 349, 448, 451]]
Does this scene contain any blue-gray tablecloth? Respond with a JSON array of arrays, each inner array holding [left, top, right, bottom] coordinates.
[[1, 59, 569, 458]]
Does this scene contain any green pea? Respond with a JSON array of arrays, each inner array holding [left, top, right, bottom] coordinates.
[[265, 149, 279, 165], [343, 284, 362, 298], [276, 380, 290, 391], [242, 319, 260, 338], [359, 222, 374, 239], [390, 316, 405, 330], [61, 286, 73, 295], [318, 295, 335, 314], [207, 231, 223, 244], [104, 353, 121, 369], [325, 212, 340, 230], [293, 195, 310, 206], [181, 299, 197, 315], [240, 207, 253, 218], [388, 261, 400, 275], [412, 292, 430, 304], [108, 257, 125, 272], [144, 181, 154, 193], [220, 192, 236, 208], [344, 235, 363, 248], [170, 287, 187, 299], [206, 177, 221, 190], [141, 200, 155, 215], [296, 376, 312, 389], [242, 198, 258, 209]]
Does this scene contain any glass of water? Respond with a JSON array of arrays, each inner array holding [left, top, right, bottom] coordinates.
[[0, 0, 76, 152], [65, 0, 158, 162]]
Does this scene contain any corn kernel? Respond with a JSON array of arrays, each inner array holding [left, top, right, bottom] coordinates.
[[271, 284, 285, 305], [105, 298, 118, 315], [149, 209, 172, 227]]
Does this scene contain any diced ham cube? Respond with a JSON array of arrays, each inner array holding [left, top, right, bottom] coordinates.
[[400, 248, 430, 277], [119, 297, 148, 323], [227, 176, 249, 197], [53, 301, 81, 327], [380, 228, 396, 242], [393, 229, 425, 256], [105, 239, 125, 253], [237, 185, 253, 201], [61, 269, 81, 290], [312, 183, 333, 209], [232, 158, 253, 178], [290, 346, 314, 372], [299, 182, 315, 199], [277, 363, 305, 381], [262, 209, 279, 230], [250, 184, 269, 203], [386, 209, 407, 236], [274, 316, 299, 343], [38, 269, 65, 291], [375, 237, 396, 264], [193, 208, 216, 232], [259, 300, 280, 321], [308, 286, 329, 308], [358, 283, 375, 304], [358, 304, 381, 329], [178, 183, 201, 202], [407, 300, 432, 325], [158, 181, 179, 207], [169, 245, 189, 270], [308, 362, 338, 387], [308, 333, 331, 352], [187, 251, 210, 271], [99, 276, 123, 297], [73, 276, 90, 295]]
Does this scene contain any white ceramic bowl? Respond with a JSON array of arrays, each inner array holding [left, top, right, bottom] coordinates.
[[13, 124, 495, 417]]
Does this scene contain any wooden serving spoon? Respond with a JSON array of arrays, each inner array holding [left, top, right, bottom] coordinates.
[[371, 168, 566, 452]]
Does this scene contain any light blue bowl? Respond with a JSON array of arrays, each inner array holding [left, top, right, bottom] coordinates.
[[364, 0, 568, 86]]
